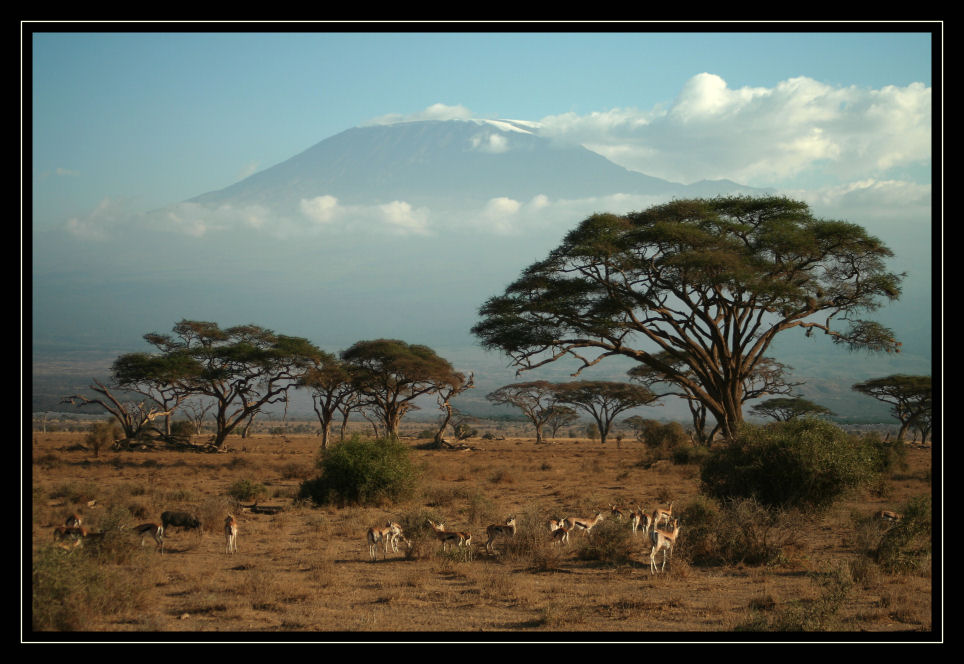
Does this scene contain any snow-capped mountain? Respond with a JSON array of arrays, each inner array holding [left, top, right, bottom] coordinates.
[[187, 118, 759, 217]]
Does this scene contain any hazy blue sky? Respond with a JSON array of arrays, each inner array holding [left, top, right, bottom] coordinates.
[[31, 28, 934, 228]]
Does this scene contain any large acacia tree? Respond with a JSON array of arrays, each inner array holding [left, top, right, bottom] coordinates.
[[473, 196, 903, 439], [340, 339, 466, 439], [119, 320, 325, 449]]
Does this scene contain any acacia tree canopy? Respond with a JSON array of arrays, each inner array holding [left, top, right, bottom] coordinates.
[[299, 353, 355, 449], [852, 374, 932, 442], [473, 196, 903, 439], [749, 397, 834, 422], [340, 339, 465, 439], [122, 320, 325, 449], [485, 381, 562, 444], [553, 381, 658, 444]]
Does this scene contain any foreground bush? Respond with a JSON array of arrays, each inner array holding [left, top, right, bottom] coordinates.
[[298, 435, 419, 507], [679, 496, 800, 567], [873, 495, 932, 575], [700, 418, 879, 511]]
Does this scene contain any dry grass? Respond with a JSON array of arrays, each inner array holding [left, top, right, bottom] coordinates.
[[28, 427, 937, 640]]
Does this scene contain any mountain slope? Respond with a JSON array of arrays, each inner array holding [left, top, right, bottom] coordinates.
[[188, 119, 757, 215]]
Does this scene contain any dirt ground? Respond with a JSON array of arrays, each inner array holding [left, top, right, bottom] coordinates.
[[27, 427, 938, 642]]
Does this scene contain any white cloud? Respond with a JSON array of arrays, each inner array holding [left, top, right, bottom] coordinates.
[[300, 195, 341, 225], [471, 132, 510, 153], [377, 200, 431, 235], [366, 103, 474, 126], [62, 197, 132, 240], [538, 74, 931, 188]]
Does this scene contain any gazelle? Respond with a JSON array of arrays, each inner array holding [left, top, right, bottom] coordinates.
[[65, 513, 83, 528], [876, 509, 903, 523], [547, 517, 565, 533], [367, 521, 403, 560], [427, 519, 470, 551], [609, 503, 624, 520], [484, 516, 517, 554], [550, 521, 572, 545], [651, 502, 675, 530], [52, 525, 86, 548], [629, 506, 651, 536], [224, 515, 239, 554], [649, 519, 682, 575], [134, 522, 165, 552], [567, 512, 605, 538]]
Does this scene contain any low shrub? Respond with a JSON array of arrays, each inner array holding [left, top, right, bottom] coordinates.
[[227, 478, 267, 502], [700, 418, 879, 511], [677, 496, 799, 567], [298, 435, 419, 507], [873, 495, 932, 575]]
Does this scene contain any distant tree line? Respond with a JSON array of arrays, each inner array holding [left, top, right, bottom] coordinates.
[[62, 320, 472, 451]]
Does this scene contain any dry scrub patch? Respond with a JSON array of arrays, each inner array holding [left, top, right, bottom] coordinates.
[[29, 429, 935, 636]]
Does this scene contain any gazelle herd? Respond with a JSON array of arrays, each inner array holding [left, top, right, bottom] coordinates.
[[355, 499, 685, 574]]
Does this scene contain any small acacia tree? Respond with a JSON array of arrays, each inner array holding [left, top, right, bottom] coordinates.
[[852, 374, 932, 442], [750, 397, 834, 422], [299, 354, 358, 449], [553, 381, 658, 444], [340, 339, 464, 439], [62, 379, 170, 442], [473, 196, 903, 440], [485, 381, 562, 444]]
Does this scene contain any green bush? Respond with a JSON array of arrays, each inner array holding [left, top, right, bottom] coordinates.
[[227, 478, 267, 502], [85, 420, 122, 456], [298, 435, 419, 507], [700, 418, 879, 511]]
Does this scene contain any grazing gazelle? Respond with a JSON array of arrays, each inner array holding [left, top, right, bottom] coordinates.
[[547, 517, 566, 533], [367, 521, 403, 560], [134, 522, 165, 552], [427, 519, 470, 551], [609, 503, 624, 520], [567, 512, 605, 538], [52, 525, 87, 548], [484, 516, 517, 554], [224, 515, 239, 554], [649, 519, 682, 575]]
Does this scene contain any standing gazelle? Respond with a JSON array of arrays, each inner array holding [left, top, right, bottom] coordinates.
[[224, 515, 239, 554], [651, 502, 675, 530], [427, 519, 470, 551], [649, 519, 682, 574], [629, 506, 650, 536], [566, 512, 605, 538], [484, 516, 517, 554], [367, 521, 402, 560]]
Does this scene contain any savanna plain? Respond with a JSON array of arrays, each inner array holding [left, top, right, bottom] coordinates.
[[28, 423, 937, 640]]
